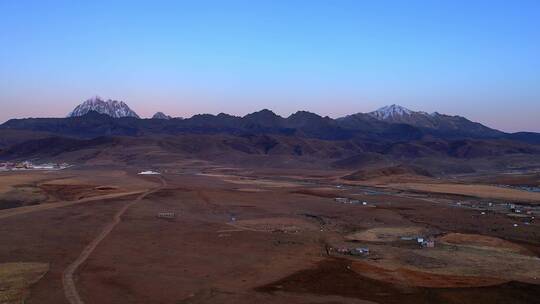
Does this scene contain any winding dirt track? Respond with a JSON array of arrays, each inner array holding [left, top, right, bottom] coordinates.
[[62, 176, 167, 304], [0, 190, 145, 220]]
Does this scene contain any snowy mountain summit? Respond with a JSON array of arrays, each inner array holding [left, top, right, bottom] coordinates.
[[367, 104, 441, 126], [152, 112, 172, 120], [68, 96, 140, 118], [369, 104, 414, 120]]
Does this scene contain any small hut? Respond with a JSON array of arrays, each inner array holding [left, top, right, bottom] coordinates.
[[157, 212, 176, 219]]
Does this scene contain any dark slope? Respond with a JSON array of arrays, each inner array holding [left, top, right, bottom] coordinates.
[[2, 109, 540, 168], [350, 104, 506, 139], [506, 132, 540, 145], [0, 109, 446, 142], [0, 129, 58, 149], [0, 136, 119, 159], [1, 110, 420, 141], [343, 164, 433, 181], [1, 111, 141, 138]]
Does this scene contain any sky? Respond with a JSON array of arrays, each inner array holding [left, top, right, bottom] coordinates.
[[0, 0, 539, 132]]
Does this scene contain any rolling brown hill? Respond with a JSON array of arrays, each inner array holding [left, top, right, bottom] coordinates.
[[343, 165, 433, 181]]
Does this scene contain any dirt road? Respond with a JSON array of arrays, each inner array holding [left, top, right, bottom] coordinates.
[[0, 190, 146, 220], [62, 176, 167, 304]]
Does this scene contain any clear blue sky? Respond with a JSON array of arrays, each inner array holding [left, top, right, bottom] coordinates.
[[1, 0, 539, 132]]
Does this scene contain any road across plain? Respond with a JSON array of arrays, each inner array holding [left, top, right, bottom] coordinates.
[[62, 176, 167, 304]]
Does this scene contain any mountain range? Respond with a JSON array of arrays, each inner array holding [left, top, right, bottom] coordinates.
[[61, 98, 510, 138], [3, 97, 535, 142], [1, 97, 539, 173]]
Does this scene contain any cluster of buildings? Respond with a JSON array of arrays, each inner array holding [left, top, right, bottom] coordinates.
[[400, 236, 436, 248], [507, 203, 536, 225], [507, 203, 535, 214], [334, 247, 370, 256], [157, 212, 176, 219], [455, 200, 537, 227], [138, 170, 161, 175], [419, 237, 436, 248], [0, 161, 69, 171], [457, 200, 537, 215], [334, 197, 369, 206]]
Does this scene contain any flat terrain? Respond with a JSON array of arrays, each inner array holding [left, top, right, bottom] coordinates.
[[0, 166, 539, 303], [382, 182, 540, 203]]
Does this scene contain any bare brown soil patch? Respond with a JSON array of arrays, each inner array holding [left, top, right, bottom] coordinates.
[[383, 183, 540, 203], [199, 173, 300, 188], [0, 190, 143, 220], [62, 176, 166, 304], [346, 227, 425, 242], [39, 182, 121, 201], [229, 217, 319, 232], [257, 258, 540, 304], [0, 172, 53, 193], [350, 261, 505, 288], [292, 189, 340, 198], [94, 186, 119, 191], [2, 168, 539, 303], [344, 165, 432, 181], [234, 188, 268, 192], [438, 233, 532, 255], [0, 186, 48, 210]]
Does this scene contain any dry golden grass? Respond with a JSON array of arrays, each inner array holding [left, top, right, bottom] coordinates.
[[199, 173, 301, 188], [0, 190, 144, 220], [384, 182, 540, 202], [0, 262, 49, 304], [345, 227, 425, 242], [0, 172, 54, 193], [227, 217, 319, 232], [234, 188, 269, 192], [0, 170, 158, 205], [410, 245, 540, 281], [351, 260, 506, 288], [438, 233, 531, 255], [353, 234, 540, 286]]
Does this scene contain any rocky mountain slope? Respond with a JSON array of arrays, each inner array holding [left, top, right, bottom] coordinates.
[[152, 112, 172, 120], [339, 104, 504, 138], [2, 100, 540, 173], [68, 96, 140, 118], [3, 103, 539, 143]]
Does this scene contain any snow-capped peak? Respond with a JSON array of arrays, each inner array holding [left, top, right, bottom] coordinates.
[[152, 112, 172, 120], [87, 95, 102, 103], [369, 104, 413, 120], [68, 96, 140, 118]]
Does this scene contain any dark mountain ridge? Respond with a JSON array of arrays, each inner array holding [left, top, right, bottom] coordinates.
[[2, 104, 540, 174], [2, 107, 536, 144]]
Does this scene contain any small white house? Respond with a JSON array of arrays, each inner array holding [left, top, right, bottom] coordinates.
[[139, 170, 160, 175], [354, 247, 370, 255], [157, 212, 175, 219]]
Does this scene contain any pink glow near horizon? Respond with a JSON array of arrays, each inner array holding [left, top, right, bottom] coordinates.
[[1, 92, 538, 133]]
